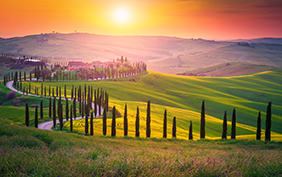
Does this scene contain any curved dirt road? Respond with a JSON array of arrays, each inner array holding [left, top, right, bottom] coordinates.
[[6, 80, 102, 130]]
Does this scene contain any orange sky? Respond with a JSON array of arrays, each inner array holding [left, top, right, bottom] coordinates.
[[1, 0, 282, 40]]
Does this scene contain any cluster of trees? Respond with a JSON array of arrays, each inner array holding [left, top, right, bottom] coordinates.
[[25, 84, 109, 133]]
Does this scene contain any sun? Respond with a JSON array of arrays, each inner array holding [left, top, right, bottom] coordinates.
[[113, 7, 130, 23]]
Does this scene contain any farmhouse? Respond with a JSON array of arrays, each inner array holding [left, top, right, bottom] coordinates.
[[67, 61, 90, 71]]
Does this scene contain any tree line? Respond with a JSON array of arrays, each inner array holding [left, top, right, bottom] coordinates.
[[25, 98, 273, 141]]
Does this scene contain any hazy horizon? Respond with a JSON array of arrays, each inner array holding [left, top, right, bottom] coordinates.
[[1, 0, 282, 40]]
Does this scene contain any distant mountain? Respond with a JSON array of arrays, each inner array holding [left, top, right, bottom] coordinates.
[[0, 33, 282, 74], [230, 38, 282, 45]]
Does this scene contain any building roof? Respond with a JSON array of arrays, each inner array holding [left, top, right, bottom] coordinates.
[[68, 61, 86, 66]]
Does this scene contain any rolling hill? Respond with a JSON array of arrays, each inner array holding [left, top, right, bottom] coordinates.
[[1, 33, 282, 75], [178, 62, 277, 77], [24, 70, 282, 140]]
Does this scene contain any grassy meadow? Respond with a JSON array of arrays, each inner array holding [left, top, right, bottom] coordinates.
[[23, 70, 282, 140], [1, 69, 282, 176]]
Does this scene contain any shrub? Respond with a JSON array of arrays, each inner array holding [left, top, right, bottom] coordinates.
[[13, 99, 21, 106], [6, 91, 16, 100]]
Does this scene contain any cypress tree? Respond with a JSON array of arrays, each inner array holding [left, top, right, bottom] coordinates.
[[172, 117, 176, 138], [200, 101, 205, 139], [60, 104, 63, 131], [85, 104, 89, 136], [64, 84, 66, 98], [41, 83, 43, 96], [35, 105, 38, 128], [111, 106, 116, 137], [53, 97, 56, 128], [135, 106, 140, 137], [66, 98, 69, 121], [103, 105, 107, 136], [222, 111, 227, 139], [44, 86, 46, 97], [56, 86, 58, 97], [30, 72, 32, 81], [265, 102, 272, 141], [124, 104, 128, 136], [24, 71, 26, 81], [3, 76, 6, 86], [40, 100, 43, 120], [94, 90, 97, 117], [49, 97, 52, 119], [146, 100, 151, 138], [49, 86, 51, 96], [25, 103, 29, 127], [231, 108, 236, 139], [189, 121, 193, 140], [59, 86, 61, 98], [256, 111, 261, 140], [79, 90, 82, 115], [90, 111, 94, 136], [82, 102, 84, 118], [163, 109, 167, 138], [71, 86, 73, 100], [73, 96, 76, 119], [70, 106, 73, 133], [99, 94, 102, 115]]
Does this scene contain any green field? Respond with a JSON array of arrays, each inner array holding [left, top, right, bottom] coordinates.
[[23, 70, 282, 140], [1, 69, 282, 176]]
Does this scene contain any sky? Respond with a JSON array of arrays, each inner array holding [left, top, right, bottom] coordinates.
[[0, 0, 282, 40]]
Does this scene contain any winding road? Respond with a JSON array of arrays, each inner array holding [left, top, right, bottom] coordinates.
[[6, 80, 102, 131]]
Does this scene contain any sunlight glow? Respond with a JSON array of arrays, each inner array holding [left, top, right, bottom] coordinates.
[[113, 7, 130, 23]]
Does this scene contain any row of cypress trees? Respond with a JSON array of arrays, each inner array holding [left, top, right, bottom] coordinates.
[[200, 101, 272, 141]]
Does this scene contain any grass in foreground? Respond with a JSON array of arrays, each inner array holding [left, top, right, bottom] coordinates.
[[0, 123, 281, 176]]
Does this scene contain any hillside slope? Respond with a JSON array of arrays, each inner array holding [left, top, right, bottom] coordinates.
[[179, 62, 276, 77], [25, 70, 282, 140]]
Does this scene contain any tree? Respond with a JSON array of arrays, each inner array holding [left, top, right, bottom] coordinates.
[[85, 103, 89, 136], [189, 121, 193, 140], [49, 97, 52, 119], [94, 90, 97, 117], [111, 106, 116, 137], [3, 76, 6, 86], [64, 84, 66, 98], [90, 111, 94, 136], [222, 111, 227, 139], [70, 105, 73, 133], [172, 117, 176, 138], [65, 98, 69, 121], [103, 105, 107, 136], [53, 98, 56, 128], [256, 111, 261, 140], [265, 102, 272, 141], [135, 106, 140, 137], [146, 100, 151, 138], [200, 101, 205, 139], [124, 104, 128, 136], [59, 103, 63, 131], [231, 108, 236, 139], [40, 100, 43, 120], [25, 103, 29, 127], [35, 105, 38, 128], [163, 109, 167, 138], [73, 95, 76, 119]]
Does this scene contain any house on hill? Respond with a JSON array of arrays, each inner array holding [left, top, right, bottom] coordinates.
[[91, 61, 107, 68], [67, 61, 90, 71]]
